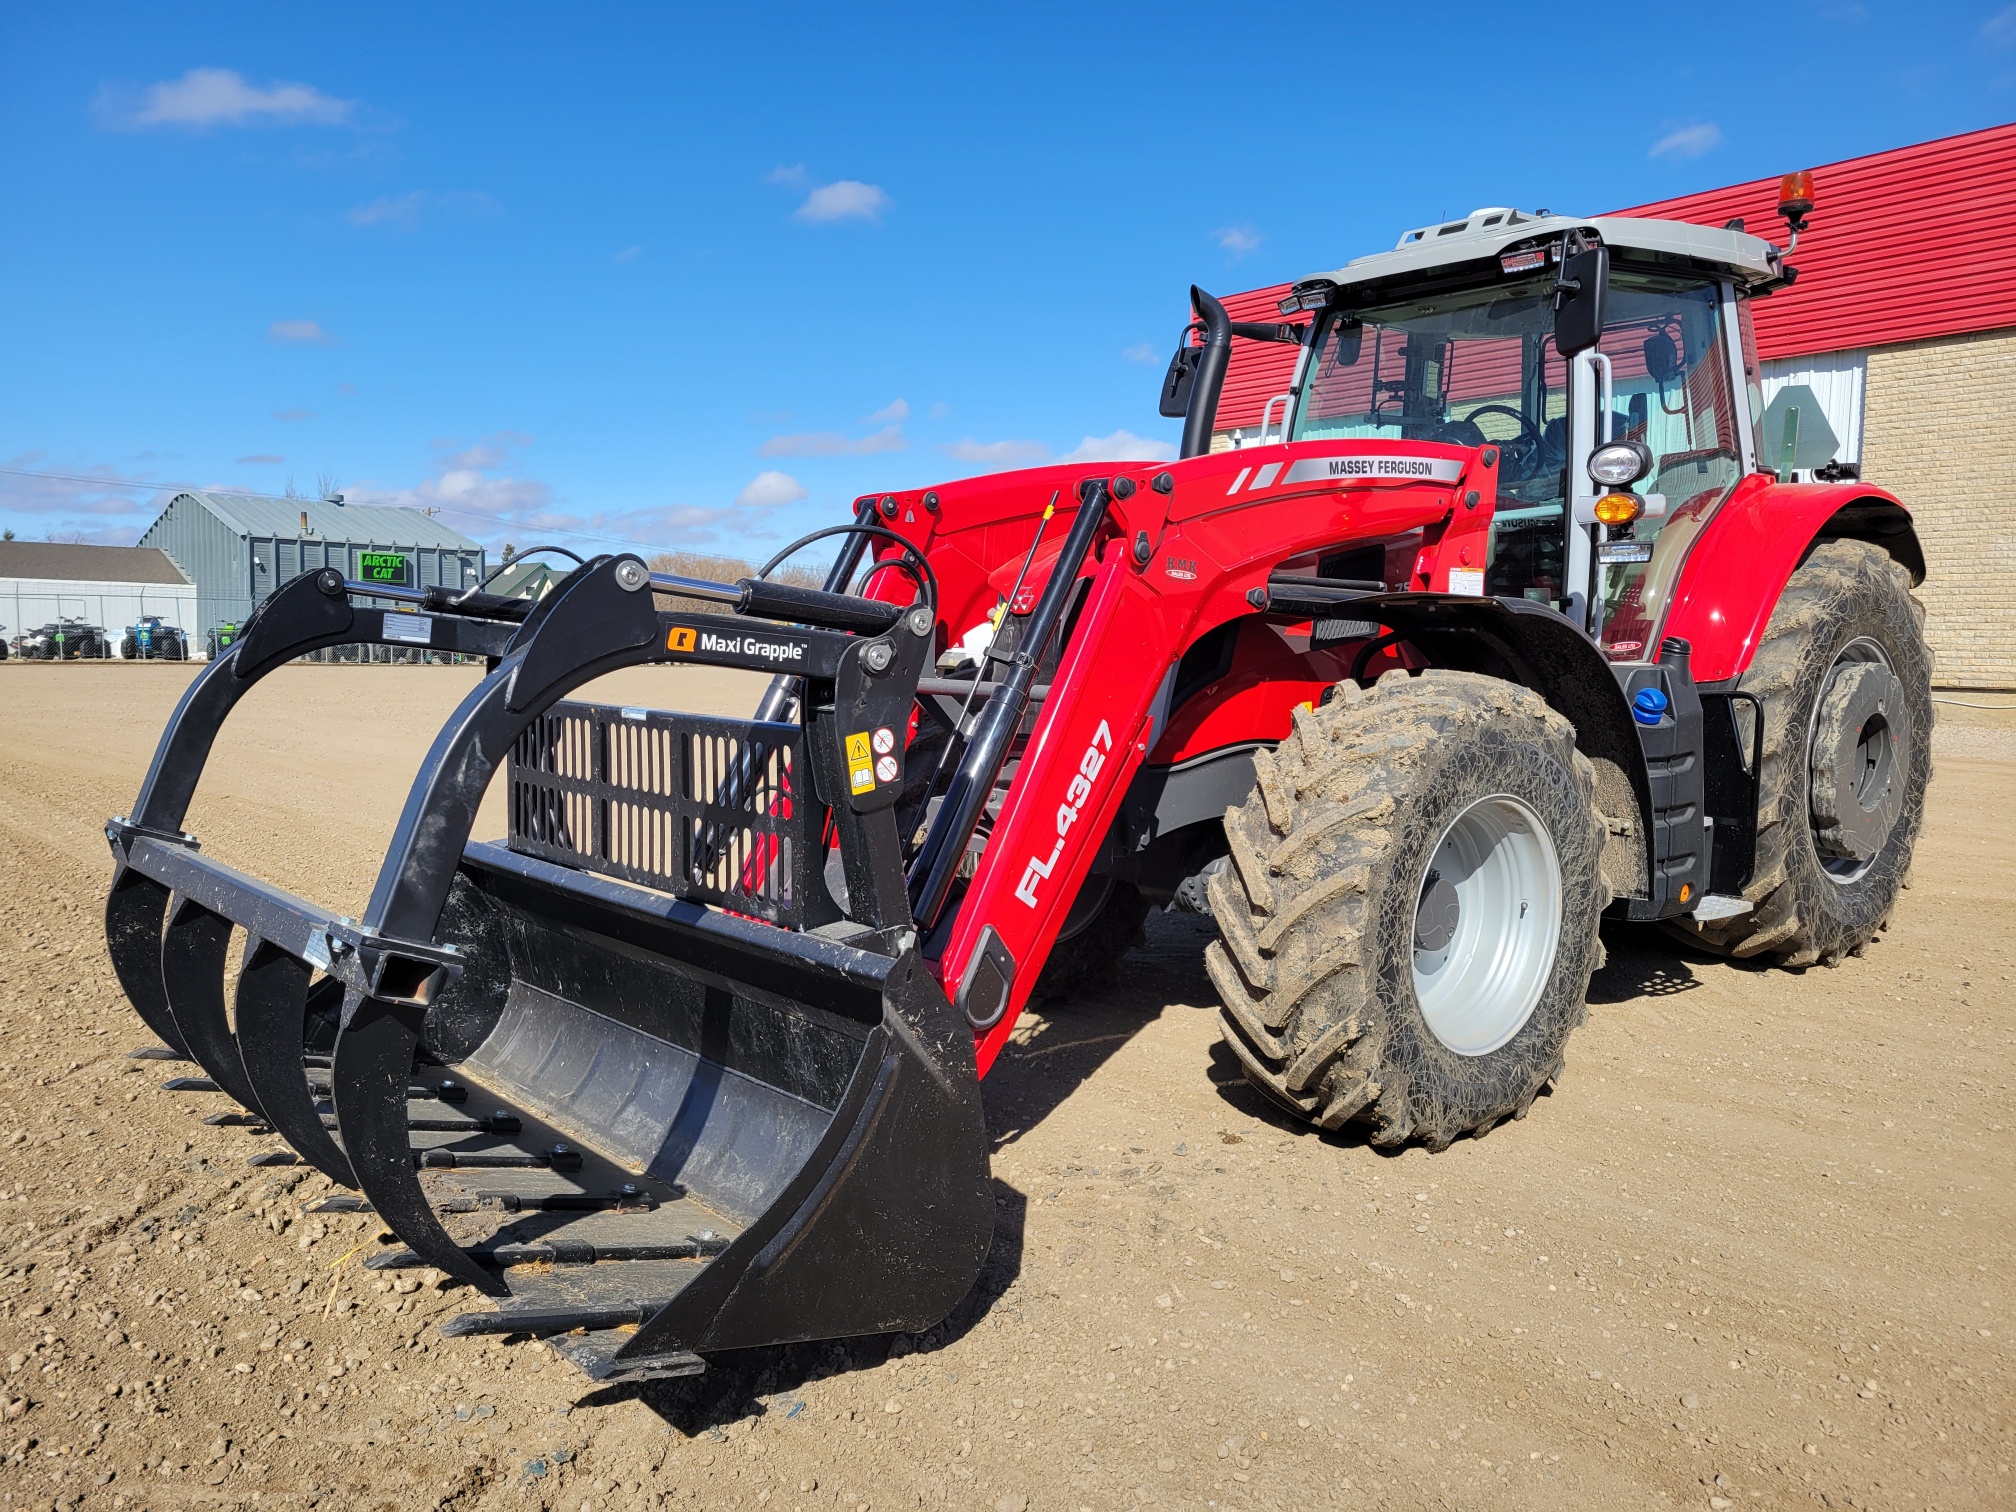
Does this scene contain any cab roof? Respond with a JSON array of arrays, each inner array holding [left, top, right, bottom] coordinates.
[[1285, 207, 1787, 312]]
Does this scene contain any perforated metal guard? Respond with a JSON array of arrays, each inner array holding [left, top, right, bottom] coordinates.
[[507, 701, 812, 925]]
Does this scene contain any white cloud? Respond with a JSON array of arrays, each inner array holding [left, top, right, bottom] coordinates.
[[0, 463, 171, 546], [348, 192, 424, 229], [1650, 123, 1723, 160], [96, 67, 353, 131], [347, 435, 774, 552], [1987, 4, 2016, 43], [272, 408, 316, 422], [1122, 342, 1159, 363], [766, 164, 809, 187], [866, 398, 910, 424], [928, 401, 951, 421], [736, 470, 809, 507], [236, 454, 284, 465], [267, 319, 334, 345], [760, 425, 906, 458], [796, 180, 891, 224], [346, 433, 551, 531], [942, 438, 1053, 472], [612, 245, 642, 264], [347, 190, 495, 230], [1216, 225, 1262, 259], [1059, 429, 1177, 464], [936, 427, 1177, 475]]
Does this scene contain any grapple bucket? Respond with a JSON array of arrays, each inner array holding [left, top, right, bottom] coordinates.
[[352, 842, 991, 1379], [104, 550, 994, 1379]]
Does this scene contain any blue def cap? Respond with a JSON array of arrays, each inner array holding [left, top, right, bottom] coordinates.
[[1632, 687, 1670, 726]]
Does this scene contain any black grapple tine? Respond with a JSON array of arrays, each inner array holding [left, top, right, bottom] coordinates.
[[160, 894, 264, 1114], [235, 937, 355, 1187], [105, 869, 189, 1057], [331, 990, 506, 1297]]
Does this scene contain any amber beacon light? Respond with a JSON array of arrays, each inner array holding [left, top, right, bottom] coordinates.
[[1778, 171, 1815, 238]]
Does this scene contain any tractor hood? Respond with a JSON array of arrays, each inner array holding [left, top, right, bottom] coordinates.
[[1281, 208, 1789, 313]]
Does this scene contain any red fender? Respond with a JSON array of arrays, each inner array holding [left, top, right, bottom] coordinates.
[[1660, 476, 1921, 683]]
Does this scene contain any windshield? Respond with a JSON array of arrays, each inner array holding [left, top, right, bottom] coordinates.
[[1292, 269, 1743, 639], [1292, 276, 1570, 507]]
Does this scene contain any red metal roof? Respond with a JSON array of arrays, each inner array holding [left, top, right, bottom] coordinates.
[[1212, 124, 2016, 427], [1618, 123, 2016, 361], [1212, 285, 1304, 437]]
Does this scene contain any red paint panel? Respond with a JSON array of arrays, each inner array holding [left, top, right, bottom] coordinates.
[[1660, 475, 1912, 682]]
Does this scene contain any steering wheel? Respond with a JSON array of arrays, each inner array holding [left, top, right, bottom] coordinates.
[[1457, 403, 1546, 477]]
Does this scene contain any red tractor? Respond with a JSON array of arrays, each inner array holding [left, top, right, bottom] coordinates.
[[107, 177, 1928, 1378]]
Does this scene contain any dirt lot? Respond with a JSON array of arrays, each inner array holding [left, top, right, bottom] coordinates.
[[0, 661, 2010, 1512]]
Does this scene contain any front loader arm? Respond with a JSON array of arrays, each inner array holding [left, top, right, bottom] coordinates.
[[940, 534, 1178, 1075]]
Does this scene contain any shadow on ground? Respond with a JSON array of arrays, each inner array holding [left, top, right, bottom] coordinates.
[[587, 913, 1224, 1431]]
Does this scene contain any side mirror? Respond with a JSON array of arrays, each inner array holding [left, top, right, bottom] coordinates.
[[1331, 319, 1363, 369], [1159, 342, 1200, 418], [1553, 243, 1609, 358], [1643, 330, 1680, 384]]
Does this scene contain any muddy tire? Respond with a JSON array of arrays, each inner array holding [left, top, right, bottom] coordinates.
[[1674, 540, 1931, 967], [1036, 878, 1150, 1000], [1206, 670, 1609, 1149]]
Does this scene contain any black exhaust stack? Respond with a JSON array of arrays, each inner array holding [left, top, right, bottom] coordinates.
[[1180, 286, 1234, 460]]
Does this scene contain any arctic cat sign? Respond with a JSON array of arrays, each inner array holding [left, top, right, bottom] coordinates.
[[357, 551, 410, 586]]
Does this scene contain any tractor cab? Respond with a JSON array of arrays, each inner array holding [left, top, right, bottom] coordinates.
[[1260, 205, 1795, 659]]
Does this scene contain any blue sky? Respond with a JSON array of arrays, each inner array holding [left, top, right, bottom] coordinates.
[[3, 3, 2011, 558]]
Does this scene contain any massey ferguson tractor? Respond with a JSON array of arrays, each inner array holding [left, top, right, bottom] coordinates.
[[102, 176, 1929, 1382]]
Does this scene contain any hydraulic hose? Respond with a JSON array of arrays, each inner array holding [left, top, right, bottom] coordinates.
[[907, 479, 1112, 932]]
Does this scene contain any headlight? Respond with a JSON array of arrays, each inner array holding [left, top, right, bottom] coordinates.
[[1587, 440, 1653, 488]]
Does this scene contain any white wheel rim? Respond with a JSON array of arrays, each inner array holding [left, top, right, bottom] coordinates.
[[1411, 794, 1563, 1057]]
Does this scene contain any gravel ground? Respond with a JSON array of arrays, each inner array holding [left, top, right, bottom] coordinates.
[[0, 661, 2010, 1512]]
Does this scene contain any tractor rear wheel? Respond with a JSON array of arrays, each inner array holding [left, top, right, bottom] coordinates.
[[1207, 670, 1610, 1149], [1676, 539, 1931, 966]]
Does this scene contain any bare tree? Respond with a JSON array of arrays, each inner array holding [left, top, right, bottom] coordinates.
[[316, 471, 341, 501]]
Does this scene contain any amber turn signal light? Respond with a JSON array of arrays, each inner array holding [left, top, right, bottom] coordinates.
[[1594, 492, 1643, 527]]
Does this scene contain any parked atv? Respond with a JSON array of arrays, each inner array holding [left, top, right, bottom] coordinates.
[[21, 619, 108, 659], [120, 616, 189, 660]]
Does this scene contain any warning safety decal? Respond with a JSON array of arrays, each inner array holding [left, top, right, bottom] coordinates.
[[845, 731, 875, 794]]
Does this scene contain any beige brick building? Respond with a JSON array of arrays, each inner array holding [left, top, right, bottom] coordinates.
[[1859, 329, 2016, 688]]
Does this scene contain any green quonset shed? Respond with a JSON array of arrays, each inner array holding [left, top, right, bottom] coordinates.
[[138, 492, 486, 641]]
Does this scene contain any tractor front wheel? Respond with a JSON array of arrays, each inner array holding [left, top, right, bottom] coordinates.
[[1207, 670, 1610, 1149], [1035, 876, 1150, 1000], [1677, 539, 1931, 966]]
